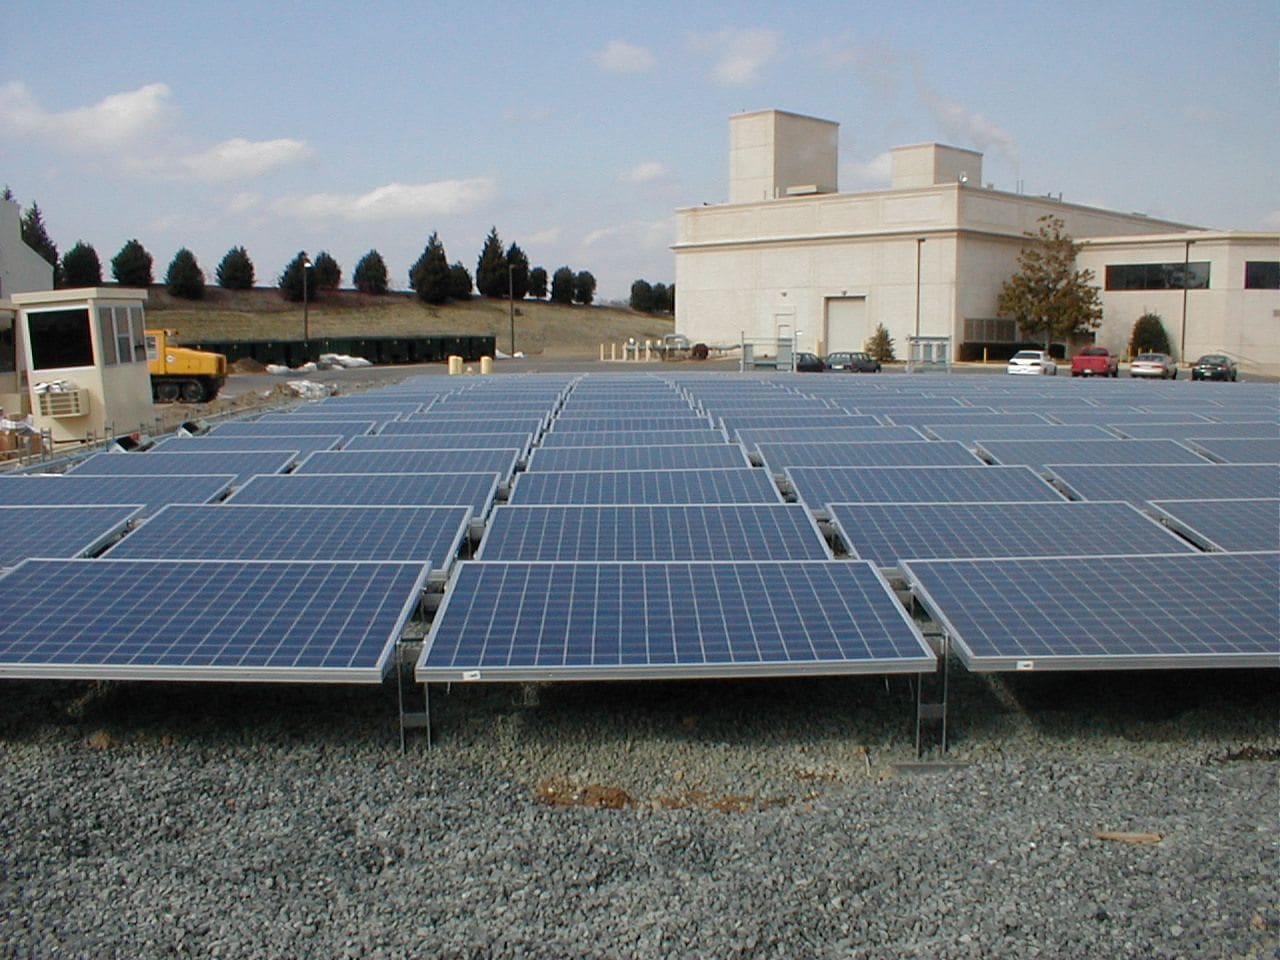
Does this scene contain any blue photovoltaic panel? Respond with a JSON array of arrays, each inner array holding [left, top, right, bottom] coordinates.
[[0, 505, 142, 569], [548, 416, 713, 433], [211, 419, 376, 438], [902, 552, 1280, 671], [1046, 463, 1277, 505], [1146, 499, 1280, 552], [478, 505, 829, 561], [307, 401, 425, 416], [509, 468, 783, 505], [1183, 437, 1280, 464], [382, 418, 546, 435], [295, 448, 519, 476], [106, 504, 470, 568], [922, 424, 1115, 444], [67, 450, 296, 487], [342, 433, 532, 455], [417, 561, 935, 681], [758, 441, 982, 472], [556, 403, 697, 417], [884, 412, 1052, 427], [0, 559, 429, 682], [0, 474, 236, 517], [735, 426, 926, 448], [526, 444, 750, 472], [718, 414, 880, 432], [828, 501, 1194, 567], [786, 465, 1064, 508], [975, 439, 1209, 470], [149, 435, 344, 455], [227, 472, 499, 515], [539, 429, 727, 448]]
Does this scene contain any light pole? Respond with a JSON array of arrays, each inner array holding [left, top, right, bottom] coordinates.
[[508, 263, 516, 357], [301, 254, 312, 344], [1179, 239, 1194, 363], [914, 237, 925, 337]]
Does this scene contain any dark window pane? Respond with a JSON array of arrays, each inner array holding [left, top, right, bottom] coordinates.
[[1105, 262, 1210, 291], [1245, 261, 1280, 289], [28, 308, 94, 369]]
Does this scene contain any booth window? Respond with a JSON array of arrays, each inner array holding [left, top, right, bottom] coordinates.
[[1245, 261, 1279, 289], [29, 308, 94, 369]]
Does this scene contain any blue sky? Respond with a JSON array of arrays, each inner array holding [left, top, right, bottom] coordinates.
[[2, 1, 1276, 300]]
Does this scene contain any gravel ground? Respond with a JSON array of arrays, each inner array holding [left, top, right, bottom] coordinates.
[[1, 663, 1276, 959]]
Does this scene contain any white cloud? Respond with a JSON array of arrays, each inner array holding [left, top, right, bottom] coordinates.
[[581, 218, 673, 251], [619, 161, 670, 184], [920, 88, 1020, 167], [0, 81, 174, 150], [166, 137, 312, 182], [594, 40, 655, 73], [271, 178, 497, 222], [526, 227, 562, 246], [688, 28, 780, 85], [841, 152, 893, 190]]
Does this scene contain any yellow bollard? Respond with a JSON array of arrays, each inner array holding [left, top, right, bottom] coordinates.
[[480, 356, 493, 375], [448, 355, 463, 375]]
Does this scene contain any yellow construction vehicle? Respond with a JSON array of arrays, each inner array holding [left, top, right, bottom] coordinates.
[[145, 329, 227, 403]]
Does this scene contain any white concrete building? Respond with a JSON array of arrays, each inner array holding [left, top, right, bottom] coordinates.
[[674, 109, 1280, 372]]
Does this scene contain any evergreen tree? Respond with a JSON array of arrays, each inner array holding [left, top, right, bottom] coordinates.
[[216, 246, 255, 289], [312, 251, 341, 290], [61, 241, 102, 287], [279, 251, 311, 302], [505, 242, 529, 299], [865, 323, 896, 362], [475, 227, 508, 297], [653, 282, 673, 314], [448, 261, 473, 300], [572, 270, 596, 305], [997, 215, 1102, 349], [20, 202, 60, 284], [410, 233, 451, 304], [111, 238, 154, 287], [352, 249, 388, 294], [549, 266, 575, 304], [165, 248, 205, 300], [527, 266, 548, 300], [630, 279, 654, 313], [1128, 312, 1172, 356]]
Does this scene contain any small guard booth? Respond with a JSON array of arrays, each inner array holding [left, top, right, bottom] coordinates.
[[11, 288, 154, 445]]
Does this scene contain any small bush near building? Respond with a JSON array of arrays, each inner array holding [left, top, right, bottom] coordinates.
[[866, 323, 896, 362], [1129, 312, 1171, 357]]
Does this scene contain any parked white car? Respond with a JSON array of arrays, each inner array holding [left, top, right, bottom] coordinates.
[[1006, 350, 1058, 375]]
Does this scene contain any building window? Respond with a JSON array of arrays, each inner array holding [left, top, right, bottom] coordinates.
[[1244, 261, 1280, 289], [1105, 262, 1210, 291], [28, 308, 94, 369]]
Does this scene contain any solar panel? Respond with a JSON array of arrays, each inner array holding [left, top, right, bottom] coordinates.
[[0, 474, 236, 517], [417, 561, 935, 681], [479, 505, 829, 561], [0, 505, 142, 569], [1046, 463, 1277, 505], [342, 433, 532, 454], [548, 416, 713, 433], [526, 444, 750, 472], [735, 426, 926, 448], [106, 504, 471, 568], [901, 552, 1279, 671], [67, 450, 297, 487], [0, 559, 429, 682], [828, 501, 1195, 567], [381, 418, 546, 435], [786, 465, 1064, 507], [538, 429, 728, 448], [758, 441, 982, 472], [149, 435, 344, 455], [227, 472, 499, 514], [975, 439, 1210, 470], [718, 414, 880, 432], [1146, 499, 1280, 552], [509, 468, 783, 505], [211, 420, 376, 438], [1182, 438, 1280, 464], [884, 412, 1052, 427], [295, 449, 520, 476], [921, 424, 1115, 444]]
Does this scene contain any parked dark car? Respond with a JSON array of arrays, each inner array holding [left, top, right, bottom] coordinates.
[[1190, 354, 1238, 381], [794, 352, 825, 372], [826, 350, 882, 373]]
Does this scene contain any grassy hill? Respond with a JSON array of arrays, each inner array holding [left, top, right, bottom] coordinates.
[[145, 286, 674, 358]]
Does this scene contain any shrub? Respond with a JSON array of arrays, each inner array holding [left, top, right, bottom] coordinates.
[[1128, 312, 1171, 357], [865, 323, 896, 362]]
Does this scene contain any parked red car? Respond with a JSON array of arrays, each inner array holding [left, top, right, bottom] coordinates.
[[1070, 346, 1119, 377]]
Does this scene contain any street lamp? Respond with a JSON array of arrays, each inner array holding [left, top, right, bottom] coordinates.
[[301, 254, 312, 344], [508, 263, 516, 357], [1179, 239, 1195, 363], [914, 237, 926, 337]]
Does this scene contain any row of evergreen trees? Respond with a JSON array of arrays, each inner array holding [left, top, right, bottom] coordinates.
[[11, 195, 614, 308]]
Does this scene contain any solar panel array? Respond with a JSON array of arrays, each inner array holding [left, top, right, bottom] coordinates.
[[68, 450, 297, 487], [1147, 499, 1280, 552], [227, 472, 500, 515], [0, 505, 142, 570], [509, 468, 783, 505]]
